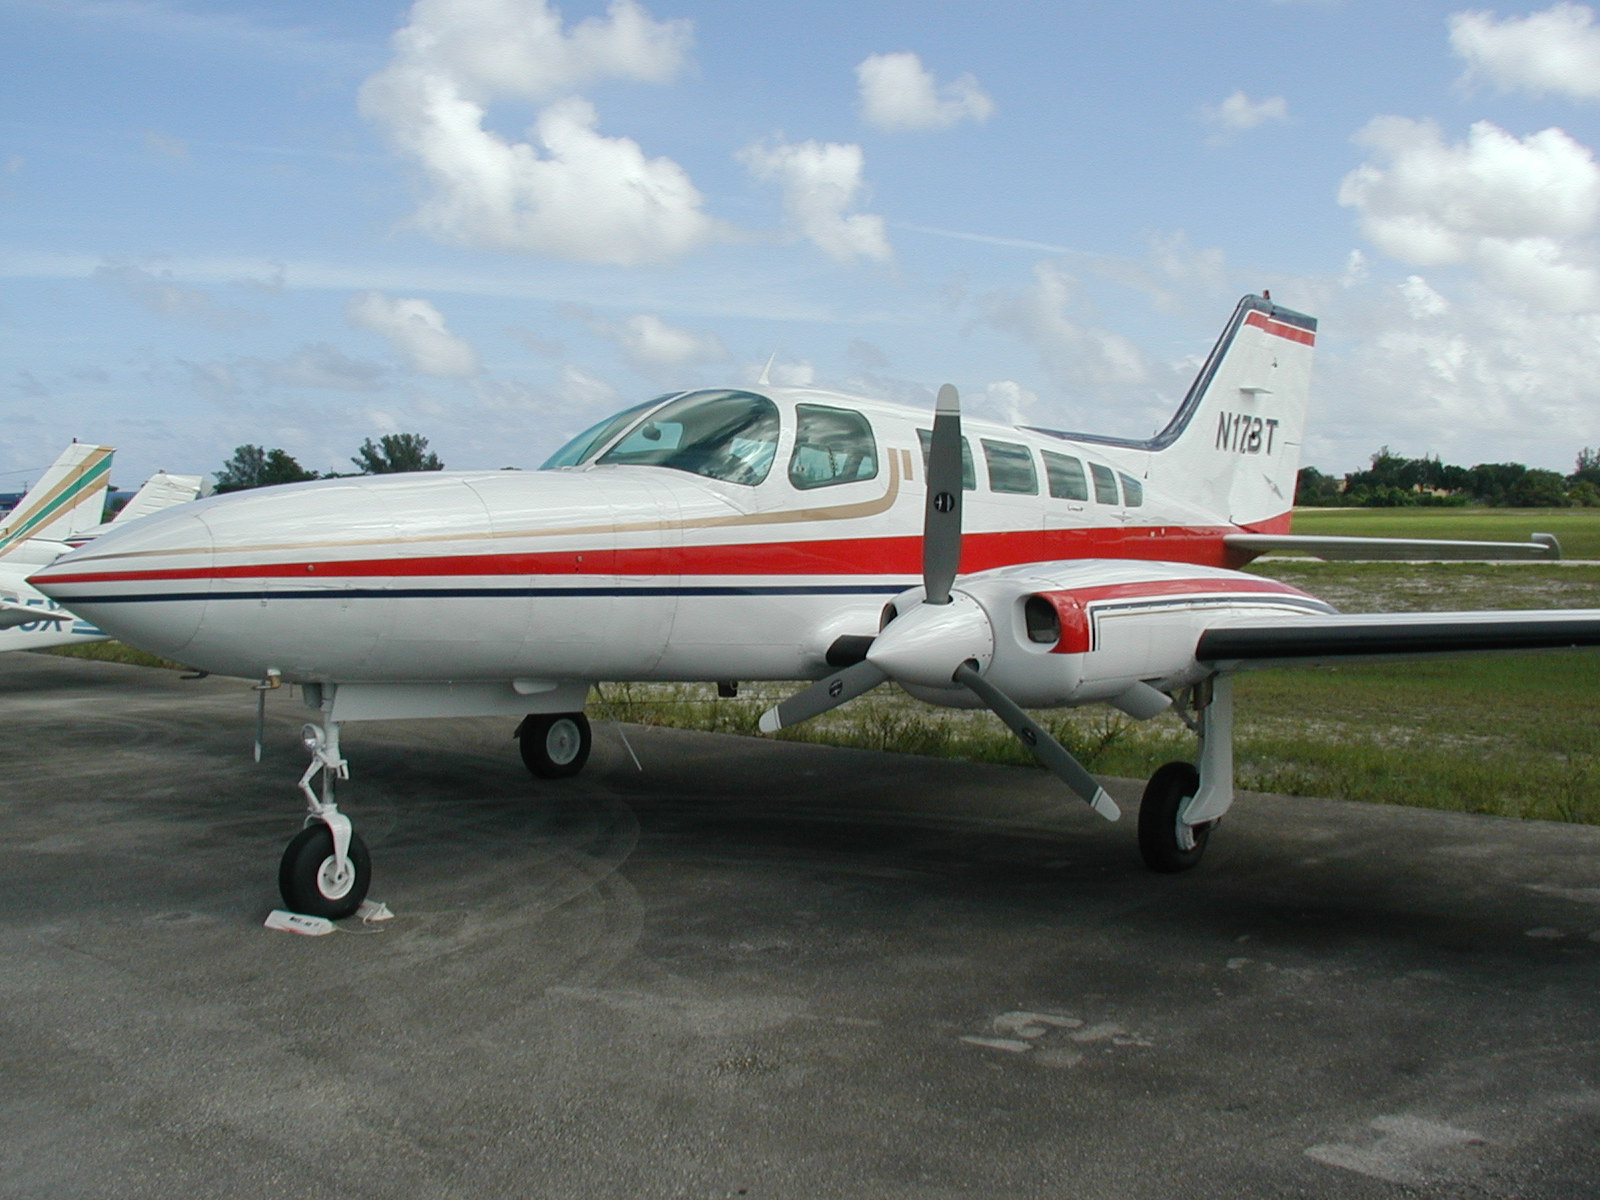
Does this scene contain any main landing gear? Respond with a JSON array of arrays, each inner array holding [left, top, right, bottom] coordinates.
[[1136, 675, 1237, 874], [516, 711, 591, 779]]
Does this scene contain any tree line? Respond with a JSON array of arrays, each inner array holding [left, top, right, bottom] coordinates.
[[214, 434, 443, 492], [1296, 448, 1600, 508]]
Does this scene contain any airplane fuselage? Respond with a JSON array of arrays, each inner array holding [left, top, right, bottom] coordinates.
[[31, 387, 1300, 695]]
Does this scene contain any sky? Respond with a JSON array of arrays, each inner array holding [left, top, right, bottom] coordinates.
[[4, 0, 1600, 492]]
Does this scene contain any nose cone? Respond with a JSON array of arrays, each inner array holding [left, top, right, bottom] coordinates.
[[30, 503, 216, 659]]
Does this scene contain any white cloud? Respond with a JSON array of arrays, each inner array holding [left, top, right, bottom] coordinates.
[[1450, 2, 1600, 101], [856, 52, 995, 131], [739, 137, 892, 264], [256, 344, 387, 392], [347, 292, 481, 377], [981, 261, 1150, 392], [582, 312, 729, 376], [360, 0, 719, 265], [1338, 117, 1600, 309], [94, 261, 255, 329], [1201, 90, 1289, 142], [1306, 276, 1600, 470]]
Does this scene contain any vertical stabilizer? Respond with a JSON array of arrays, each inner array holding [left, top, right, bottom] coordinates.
[[0, 444, 115, 558], [1147, 296, 1316, 529], [110, 471, 205, 525]]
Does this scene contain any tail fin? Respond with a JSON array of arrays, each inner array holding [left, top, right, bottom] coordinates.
[[109, 471, 205, 525], [1147, 295, 1316, 529], [1028, 295, 1316, 529], [0, 443, 115, 558]]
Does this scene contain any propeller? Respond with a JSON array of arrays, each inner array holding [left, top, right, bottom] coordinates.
[[758, 384, 1120, 821]]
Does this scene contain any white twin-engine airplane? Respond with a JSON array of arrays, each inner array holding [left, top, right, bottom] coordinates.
[[1, 444, 204, 651], [31, 295, 1600, 919]]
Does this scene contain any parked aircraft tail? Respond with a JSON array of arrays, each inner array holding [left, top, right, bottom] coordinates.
[[109, 471, 206, 526], [0, 443, 114, 559], [1031, 294, 1316, 530]]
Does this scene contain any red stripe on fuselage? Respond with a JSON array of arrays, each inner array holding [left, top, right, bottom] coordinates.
[[35, 521, 1293, 588]]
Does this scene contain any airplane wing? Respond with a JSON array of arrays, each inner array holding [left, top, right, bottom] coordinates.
[[0, 598, 68, 629], [1224, 532, 1560, 561], [1198, 609, 1600, 669]]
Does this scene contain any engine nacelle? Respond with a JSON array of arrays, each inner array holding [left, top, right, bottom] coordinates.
[[891, 559, 1334, 714]]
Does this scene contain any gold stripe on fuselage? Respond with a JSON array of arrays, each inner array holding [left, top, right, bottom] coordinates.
[[62, 450, 912, 566]]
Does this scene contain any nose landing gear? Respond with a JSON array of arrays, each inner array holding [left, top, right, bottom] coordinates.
[[279, 719, 371, 919]]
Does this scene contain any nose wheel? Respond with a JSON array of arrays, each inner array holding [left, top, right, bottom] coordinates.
[[280, 823, 371, 919]]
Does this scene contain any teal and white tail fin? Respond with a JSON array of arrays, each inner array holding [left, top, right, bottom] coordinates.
[[0, 443, 115, 559]]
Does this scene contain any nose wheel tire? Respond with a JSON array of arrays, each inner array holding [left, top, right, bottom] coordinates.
[[1138, 760, 1210, 874], [518, 712, 592, 779], [279, 824, 371, 919]]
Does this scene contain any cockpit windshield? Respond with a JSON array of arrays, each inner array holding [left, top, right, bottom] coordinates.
[[540, 395, 678, 470], [593, 390, 780, 486]]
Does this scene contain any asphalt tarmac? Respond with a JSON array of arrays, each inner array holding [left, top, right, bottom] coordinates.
[[3, 652, 1599, 1199]]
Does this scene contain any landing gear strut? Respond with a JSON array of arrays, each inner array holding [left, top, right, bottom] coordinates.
[[279, 717, 371, 919], [1137, 674, 1237, 874]]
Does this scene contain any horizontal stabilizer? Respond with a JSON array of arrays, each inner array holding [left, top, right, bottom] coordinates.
[[1198, 610, 1600, 668], [1225, 532, 1560, 562]]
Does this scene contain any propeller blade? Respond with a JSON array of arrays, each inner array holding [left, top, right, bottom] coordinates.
[[953, 663, 1120, 820], [758, 660, 889, 733], [923, 383, 963, 606]]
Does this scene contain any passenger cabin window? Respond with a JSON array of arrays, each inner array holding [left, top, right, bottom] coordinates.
[[1090, 462, 1120, 505], [1120, 473, 1144, 507], [595, 389, 780, 486], [789, 405, 879, 489], [915, 429, 977, 490], [1042, 450, 1089, 501], [981, 439, 1039, 495]]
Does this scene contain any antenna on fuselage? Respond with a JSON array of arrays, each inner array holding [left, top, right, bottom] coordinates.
[[757, 351, 778, 387]]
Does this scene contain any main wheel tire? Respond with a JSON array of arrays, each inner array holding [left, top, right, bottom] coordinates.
[[279, 824, 371, 919], [1138, 760, 1209, 874], [518, 712, 591, 779]]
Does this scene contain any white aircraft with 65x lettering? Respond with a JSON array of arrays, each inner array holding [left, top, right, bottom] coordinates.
[[31, 295, 1600, 918]]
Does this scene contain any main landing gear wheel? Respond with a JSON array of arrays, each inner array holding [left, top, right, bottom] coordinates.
[[279, 824, 371, 919], [1138, 761, 1210, 874], [517, 712, 591, 779]]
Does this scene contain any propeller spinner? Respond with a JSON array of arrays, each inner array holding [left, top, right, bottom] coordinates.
[[758, 385, 1119, 821]]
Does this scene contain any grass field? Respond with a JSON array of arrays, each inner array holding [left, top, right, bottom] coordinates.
[[45, 509, 1600, 825]]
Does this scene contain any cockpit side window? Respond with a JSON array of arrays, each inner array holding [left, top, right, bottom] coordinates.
[[595, 389, 780, 486], [789, 405, 879, 490], [540, 395, 679, 469], [915, 428, 978, 490]]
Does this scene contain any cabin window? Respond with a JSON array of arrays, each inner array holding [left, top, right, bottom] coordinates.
[[1120, 473, 1144, 507], [596, 389, 780, 486], [1042, 450, 1089, 501], [981, 439, 1039, 495], [789, 405, 879, 489], [1090, 462, 1119, 505], [541, 395, 678, 469], [916, 429, 978, 490]]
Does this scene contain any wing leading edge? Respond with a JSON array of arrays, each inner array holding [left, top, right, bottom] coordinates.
[[1198, 610, 1600, 669]]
